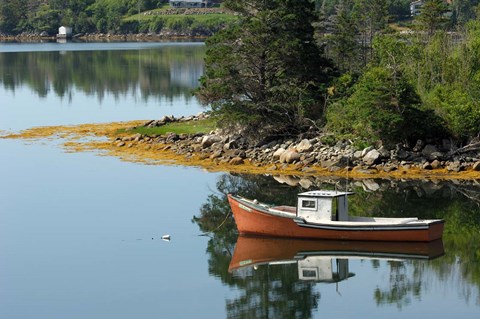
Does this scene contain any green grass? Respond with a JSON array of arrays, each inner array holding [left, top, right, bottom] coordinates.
[[118, 118, 217, 136]]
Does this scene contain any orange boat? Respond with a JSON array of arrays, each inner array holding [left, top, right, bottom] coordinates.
[[229, 236, 445, 279], [228, 191, 444, 242]]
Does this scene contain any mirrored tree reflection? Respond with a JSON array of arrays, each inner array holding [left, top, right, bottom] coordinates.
[[193, 173, 480, 314], [0, 44, 205, 101]]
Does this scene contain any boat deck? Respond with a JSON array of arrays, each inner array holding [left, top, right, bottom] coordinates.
[[269, 205, 438, 226]]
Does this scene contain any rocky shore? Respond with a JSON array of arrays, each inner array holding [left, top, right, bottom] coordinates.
[[0, 31, 208, 42], [112, 114, 480, 179]]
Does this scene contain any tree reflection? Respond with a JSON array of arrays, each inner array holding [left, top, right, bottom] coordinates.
[[194, 173, 480, 312], [0, 44, 206, 101]]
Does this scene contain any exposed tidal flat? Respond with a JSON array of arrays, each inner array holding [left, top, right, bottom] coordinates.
[[3, 114, 480, 183]]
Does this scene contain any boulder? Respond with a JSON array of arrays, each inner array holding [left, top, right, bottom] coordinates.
[[363, 149, 381, 165], [431, 160, 442, 169], [361, 146, 374, 157], [272, 148, 286, 161], [201, 135, 222, 148], [296, 139, 313, 153], [422, 162, 433, 170], [363, 179, 380, 191], [280, 150, 300, 164], [223, 140, 238, 150], [422, 144, 438, 156], [447, 161, 463, 172], [422, 145, 443, 160]]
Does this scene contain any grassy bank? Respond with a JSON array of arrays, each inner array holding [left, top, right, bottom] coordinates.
[[117, 118, 216, 136], [122, 8, 238, 35]]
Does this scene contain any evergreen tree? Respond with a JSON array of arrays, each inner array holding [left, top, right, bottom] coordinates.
[[416, 0, 450, 35], [328, 0, 359, 72], [196, 0, 335, 140], [352, 0, 388, 66]]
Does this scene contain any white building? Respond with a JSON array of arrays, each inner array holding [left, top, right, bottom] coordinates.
[[410, 0, 424, 16], [57, 26, 72, 38]]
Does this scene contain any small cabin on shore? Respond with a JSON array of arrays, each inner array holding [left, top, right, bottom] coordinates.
[[57, 26, 72, 39]]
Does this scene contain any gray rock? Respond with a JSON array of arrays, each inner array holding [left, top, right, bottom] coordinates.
[[422, 162, 433, 170], [201, 135, 222, 148], [363, 179, 380, 191], [272, 148, 286, 161], [422, 144, 438, 156], [353, 150, 363, 160], [378, 146, 390, 158], [361, 146, 374, 157], [473, 161, 480, 171], [431, 160, 442, 169], [280, 150, 300, 164], [447, 161, 463, 172], [223, 140, 238, 150], [296, 139, 313, 153], [363, 149, 381, 165]]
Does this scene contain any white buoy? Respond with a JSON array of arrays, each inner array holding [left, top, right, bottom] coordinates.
[[161, 235, 171, 241]]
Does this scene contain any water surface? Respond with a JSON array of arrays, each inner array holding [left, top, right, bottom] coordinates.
[[0, 41, 205, 130]]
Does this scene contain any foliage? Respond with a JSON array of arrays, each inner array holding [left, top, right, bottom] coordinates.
[[196, 0, 335, 141], [408, 24, 480, 140], [415, 0, 450, 34], [327, 0, 359, 73], [327, 66, 425, 145]]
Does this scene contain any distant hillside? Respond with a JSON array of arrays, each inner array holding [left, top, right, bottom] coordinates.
[[0, 0, 231, 36]]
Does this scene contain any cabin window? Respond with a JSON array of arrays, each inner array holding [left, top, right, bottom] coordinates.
[[302, 269, 317, 279], [301, 200, 317, 210]]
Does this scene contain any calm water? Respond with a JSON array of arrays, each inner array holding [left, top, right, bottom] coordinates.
[[1, 42, 479, 319]]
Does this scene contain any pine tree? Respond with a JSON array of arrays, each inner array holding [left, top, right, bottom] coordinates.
[[196, 0, 335, 140]]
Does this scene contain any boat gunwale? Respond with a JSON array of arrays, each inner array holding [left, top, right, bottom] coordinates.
[[229, 194, 445, 230]]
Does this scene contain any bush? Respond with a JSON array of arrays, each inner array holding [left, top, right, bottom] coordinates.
[[326, 66, 445, 146], [149, 17, 165, 32], [425, 85, 480, 140]]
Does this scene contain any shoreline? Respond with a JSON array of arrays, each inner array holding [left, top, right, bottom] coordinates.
[[2, 119, 480, 182], [0, 33, 208, 42]]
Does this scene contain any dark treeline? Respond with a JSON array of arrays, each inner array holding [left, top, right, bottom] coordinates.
[[197, 0, 480, 148]]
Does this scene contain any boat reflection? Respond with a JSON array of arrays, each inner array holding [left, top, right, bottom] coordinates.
[[229, 236, 445, 283]]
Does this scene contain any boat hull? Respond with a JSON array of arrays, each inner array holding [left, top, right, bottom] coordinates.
[[228, 194, 444, 242]]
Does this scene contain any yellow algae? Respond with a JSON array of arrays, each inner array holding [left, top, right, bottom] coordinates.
[[3, 121, 480, 181]]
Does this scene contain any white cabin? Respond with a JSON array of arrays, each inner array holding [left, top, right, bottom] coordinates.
[[298, 257, 351, 282], [297, 190, 353, 223], [57, 26, 72, 38]]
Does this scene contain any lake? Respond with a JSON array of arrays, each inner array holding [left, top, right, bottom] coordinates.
[[1, 41, 479, 319]]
